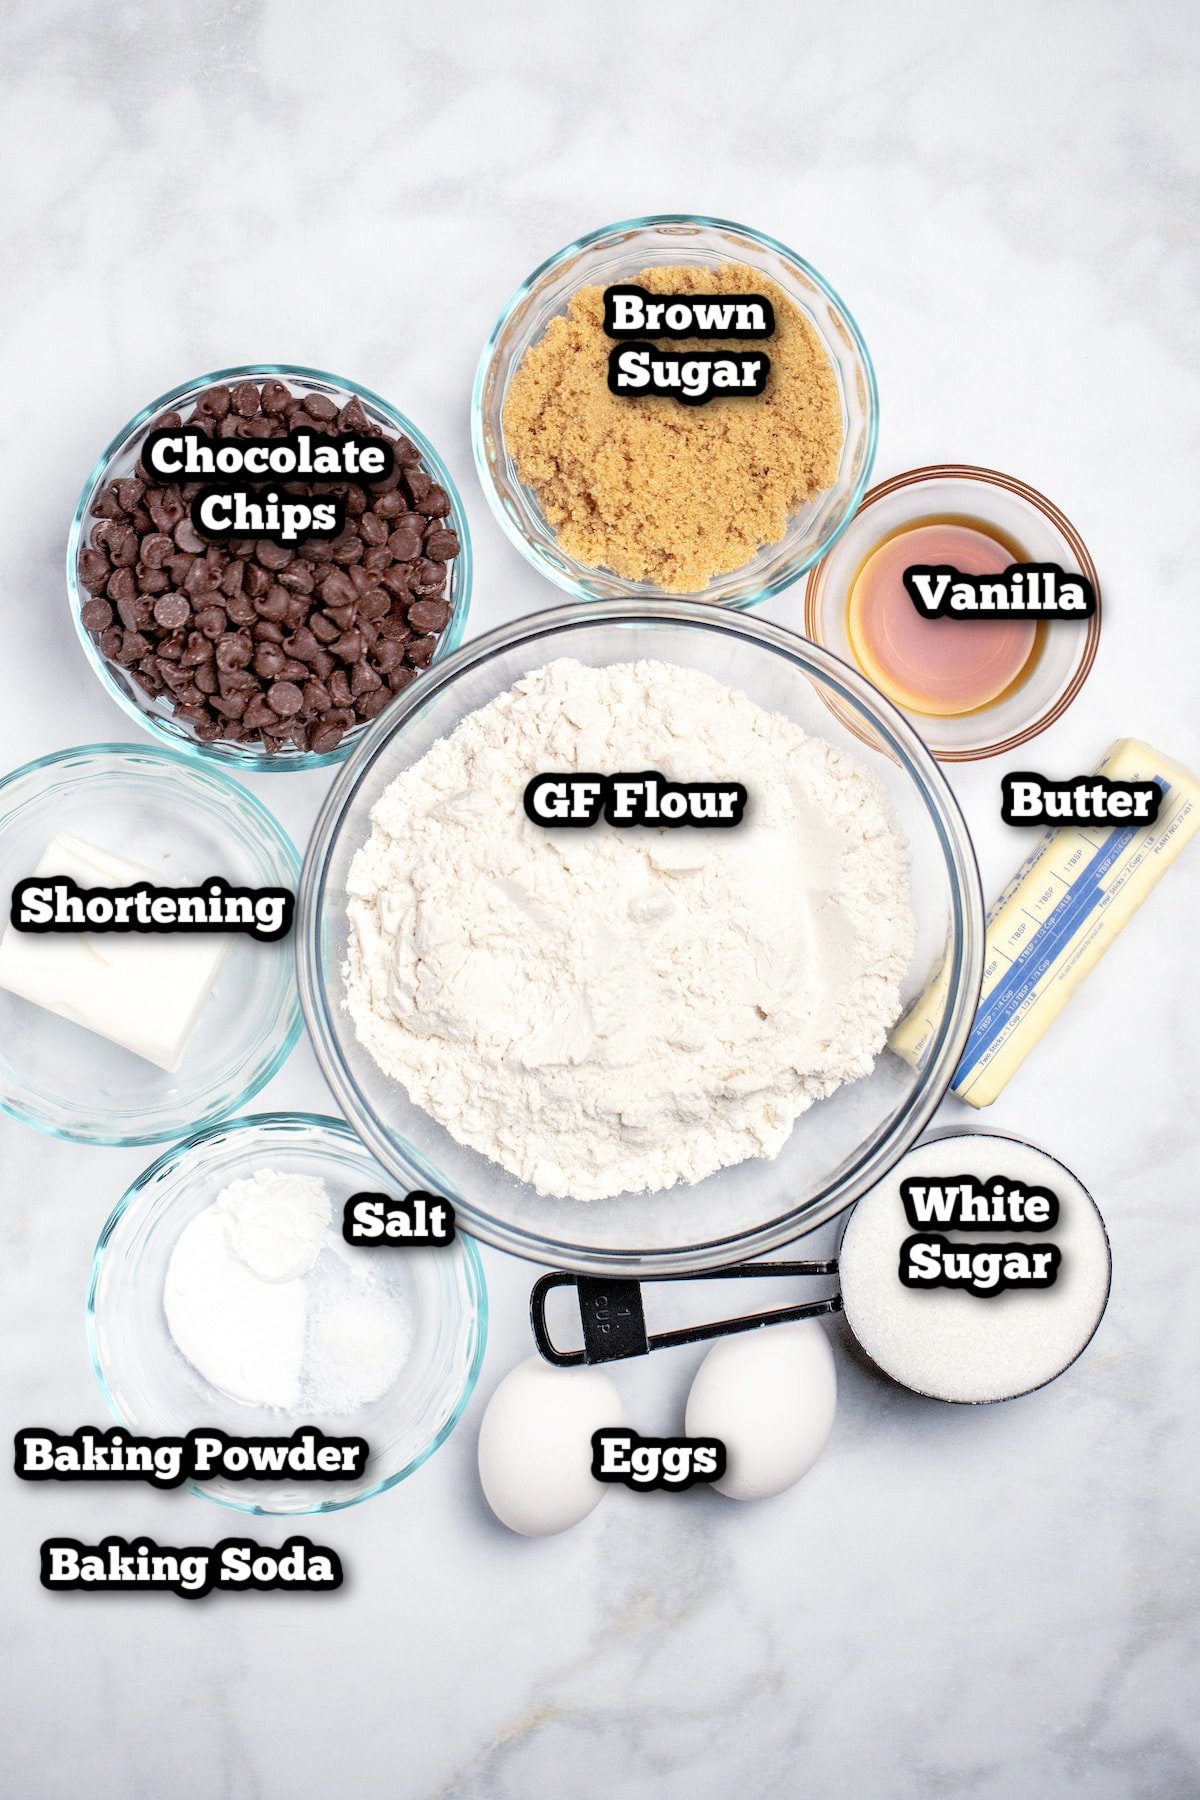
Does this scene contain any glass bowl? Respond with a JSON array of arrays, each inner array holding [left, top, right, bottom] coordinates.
[[68, 363, 473, 773], [87, 1112, 487, 1514], [472, 215, 878, 608], [298, 601, 984, 1276], [0, 745, 301, 1144], [804, 464, 1101, 760]]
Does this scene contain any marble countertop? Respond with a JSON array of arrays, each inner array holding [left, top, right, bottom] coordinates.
[[2, 3, 1198, 1795]]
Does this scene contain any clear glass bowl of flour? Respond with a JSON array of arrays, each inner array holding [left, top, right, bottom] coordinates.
[[299, 601, 984, 1277], [87, 1112, 488, 1513]]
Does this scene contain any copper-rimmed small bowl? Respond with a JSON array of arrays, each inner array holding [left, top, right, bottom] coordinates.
[[804, 464, 1101, 761]]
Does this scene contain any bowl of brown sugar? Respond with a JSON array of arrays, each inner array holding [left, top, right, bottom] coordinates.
[[472, 215, 878, 607]]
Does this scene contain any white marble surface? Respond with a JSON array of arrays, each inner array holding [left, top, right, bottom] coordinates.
[[2, 2, 1198, 1795]]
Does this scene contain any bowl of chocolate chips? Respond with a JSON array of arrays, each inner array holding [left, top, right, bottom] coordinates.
[[68, 365, 471, 769]]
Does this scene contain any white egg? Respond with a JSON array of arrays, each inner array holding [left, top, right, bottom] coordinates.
[[477, 1356, 623, 1537], [685, 1321, 837, 1501]]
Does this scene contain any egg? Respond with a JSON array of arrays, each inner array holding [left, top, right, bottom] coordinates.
[[477, 1356, 623, 1537], [685, 1321, 837, 1501]]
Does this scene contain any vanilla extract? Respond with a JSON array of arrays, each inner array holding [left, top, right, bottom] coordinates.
[[903, 562, 1095, 617]]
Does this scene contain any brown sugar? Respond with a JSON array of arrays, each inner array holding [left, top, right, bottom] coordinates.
[[502, 263, 844, 592]]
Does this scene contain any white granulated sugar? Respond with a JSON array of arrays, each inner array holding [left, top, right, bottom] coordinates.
[[838, 1136, 1111, 1403], [343, 658, 916, 1201]]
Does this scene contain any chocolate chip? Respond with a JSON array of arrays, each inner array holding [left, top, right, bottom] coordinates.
[[81, 598, 114, 631], [184, 559, 215, 597], [407, 634, 438, 666], [256, 540, 293, 572], [283, 627, 320, 663], [413, 559, 447, 594], [253, 586, 290, 622], [253, 644, 286, 679], [387, 519, 424, 561], [180, 631, 212, 667], [424, 529, 460, 562], [329, 630, 364, 664], [408, 598, 451, 633], [330, 532, 364, 566], [244, 695, 279, 730], [356, 588, 391, 621], [404, 467, 434, 508], [278, 562, 315, 594], [141, 533, 175, 569], [110, 529, 139, 570], [117, 594, 151, 630], [232, 381, 260, 417], [79, 548, 111, 593], [107, 567, 138, 606], [147, 488, 185, 534], [268, 680, 304, 717], [355, 686, 392, 719], [309, 719, 345, 755], [302, 392, 338, 421], [219, 603, 251, 641], [195, 385, 232, 420], [216, 634, 253, 671], [117, 630, 152, 664], [154, 594, 191, 630], [337, 396, 370, 433]]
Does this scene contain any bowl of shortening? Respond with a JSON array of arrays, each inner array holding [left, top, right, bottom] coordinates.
[[69, 363, 471, 772], [298, 600, 983, 1277], [0, 745, 301, 1145], [472, 215, 877, 607], [87, 1112, 488, 1513]]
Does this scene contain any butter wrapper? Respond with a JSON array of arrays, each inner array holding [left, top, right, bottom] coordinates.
[[891, 738, 1199, 1106]]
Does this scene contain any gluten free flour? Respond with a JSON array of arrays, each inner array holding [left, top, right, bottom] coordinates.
[[344, 660, 916, 1201]]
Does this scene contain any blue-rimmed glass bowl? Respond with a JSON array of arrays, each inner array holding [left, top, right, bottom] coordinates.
[[472, 215, 877, 608], [297, 600, 982, 1276], [0, 745, 301, 1144], [87, 1112, 488, 1514], [68, 364, 472, 773]]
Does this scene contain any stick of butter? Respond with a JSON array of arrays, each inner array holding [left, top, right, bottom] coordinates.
[[0, 833, 231, 1073], [891, 739, 1199, 1106]]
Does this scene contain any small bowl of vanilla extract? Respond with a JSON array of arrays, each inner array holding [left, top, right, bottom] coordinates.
[[804, 464, 1101, 761]]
